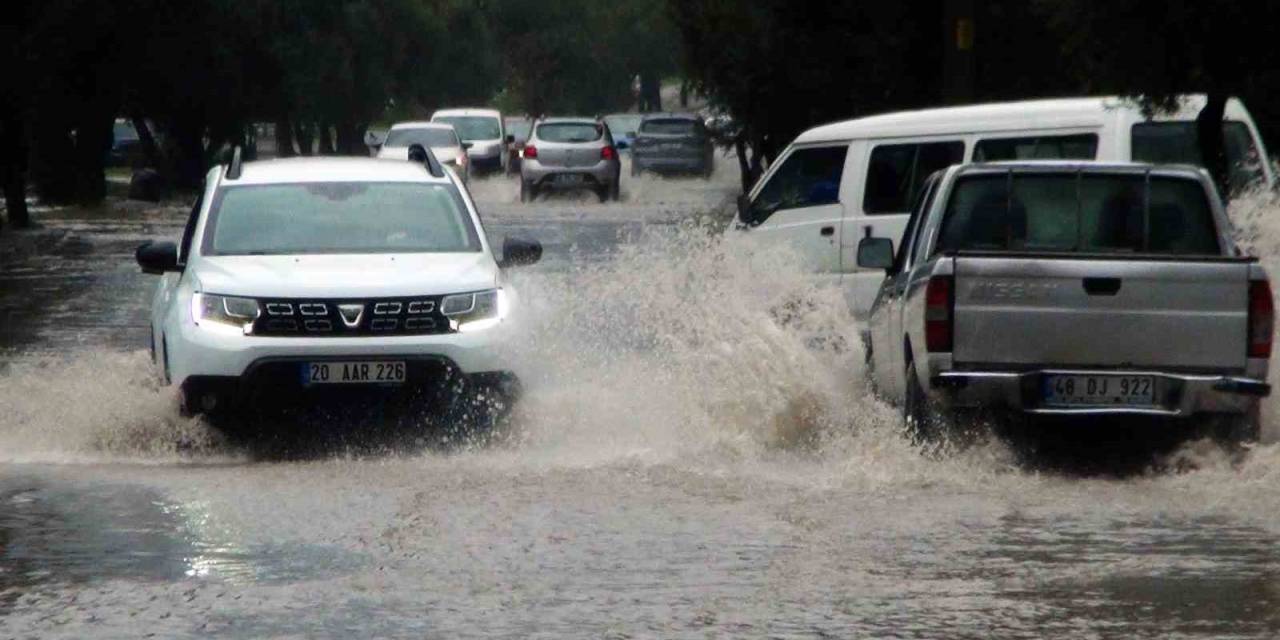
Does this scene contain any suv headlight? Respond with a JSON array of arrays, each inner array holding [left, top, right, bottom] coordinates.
[[441, 289, 505, 332], [192, 293, 260, 335]]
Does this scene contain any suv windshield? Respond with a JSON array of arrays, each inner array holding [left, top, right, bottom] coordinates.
[[203, 182, 481, 256], [434, 116, 501, 141], [937, 173, 1219, 255], [537, 122, 602, 143], [384, 128, 459, 148], [640, 118, 699, 136]]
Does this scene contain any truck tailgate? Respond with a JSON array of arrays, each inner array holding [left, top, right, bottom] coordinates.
[[952, 255, 1251, 371]]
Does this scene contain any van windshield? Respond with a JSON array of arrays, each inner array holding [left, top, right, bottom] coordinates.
[[434, 116, 501, 141], [937, 173, 1220, 256], [1132, 121, 1264, 194], [203, 182, 481, 256]]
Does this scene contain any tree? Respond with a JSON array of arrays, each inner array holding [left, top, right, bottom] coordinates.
[[1036, 0, 1280, 197]]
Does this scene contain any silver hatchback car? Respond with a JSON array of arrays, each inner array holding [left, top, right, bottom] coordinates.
[[520, 118, 621, 202]]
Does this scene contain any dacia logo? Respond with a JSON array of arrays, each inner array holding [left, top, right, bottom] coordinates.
[[338, 303, 365, 328], [969, 281, 1059, 301]]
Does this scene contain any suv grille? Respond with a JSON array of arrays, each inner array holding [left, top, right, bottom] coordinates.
[[253, 296, 452, 337]]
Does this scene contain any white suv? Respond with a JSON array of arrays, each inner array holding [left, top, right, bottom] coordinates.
[[135, 150, 541, 430]]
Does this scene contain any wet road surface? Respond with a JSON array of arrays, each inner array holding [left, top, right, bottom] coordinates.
[[2, 163, 1280, 638]]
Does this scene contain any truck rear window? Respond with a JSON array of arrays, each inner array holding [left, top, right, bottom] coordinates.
[[937, 173, 1220, 255]]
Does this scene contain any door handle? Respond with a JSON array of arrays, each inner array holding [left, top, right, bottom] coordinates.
[[820, 226, 835, 237], [1082, 277, 1122, 296]]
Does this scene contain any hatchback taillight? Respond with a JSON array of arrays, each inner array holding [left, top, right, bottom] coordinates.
[[925, 275, 954, 353], [522, 145, 538, 159], [1249, 279, 1273, 358], [601, 146, 617, 160]]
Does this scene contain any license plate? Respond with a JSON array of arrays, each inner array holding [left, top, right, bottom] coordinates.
[[553, 174, 584, 185], [303, 361, 406, 385], [1043, 374, 1154, 407]]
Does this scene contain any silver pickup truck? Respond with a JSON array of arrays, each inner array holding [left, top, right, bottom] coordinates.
[[858, 162, 1272, 448]]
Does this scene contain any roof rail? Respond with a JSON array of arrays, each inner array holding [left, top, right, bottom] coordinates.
[[407, 143, 445, 178], [225, 146, 244, 180]]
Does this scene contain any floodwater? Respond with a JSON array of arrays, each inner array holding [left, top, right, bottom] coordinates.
[[2, 157, 1280, 638]]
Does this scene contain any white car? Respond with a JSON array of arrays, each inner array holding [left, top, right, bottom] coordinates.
[[134, 150, 542, 430], [376, 121, 470, 183], [431, 108, 509, 174]]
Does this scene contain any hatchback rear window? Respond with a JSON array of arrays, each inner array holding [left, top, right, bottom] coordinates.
[[937, 173, 1219, 255], [640, 119, 699, 135], [536, 123, 603, 143]]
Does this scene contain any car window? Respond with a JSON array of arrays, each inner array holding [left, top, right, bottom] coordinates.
[[202, 182, 481, 256], [749, 145, 848, 223], [973, 133, 1098, 161], [639, 119, 699, 136], [536, 123, 603, 143], [433, 116, 501, 141], [900, 172, 942, 271], [863, 141, 965, 214], [1131, 121, 1264, 194], [937, 173, 1220, 255], [384, 128, 459, 148]]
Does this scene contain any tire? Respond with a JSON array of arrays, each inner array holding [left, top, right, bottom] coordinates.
[[595, 185, 609, 203], [609, 180, 621, 202], [520, 180, 534, 203], [1211, 406, 1262, 451], [441, 375, 522, 445], [902, 357, 961, 452]]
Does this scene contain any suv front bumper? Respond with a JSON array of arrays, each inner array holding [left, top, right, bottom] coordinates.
[[929, 369, 1270, 417]]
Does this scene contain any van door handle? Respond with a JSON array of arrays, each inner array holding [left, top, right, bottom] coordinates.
[[820, 226, 834, 237], [1082, 277, 1122, 296]]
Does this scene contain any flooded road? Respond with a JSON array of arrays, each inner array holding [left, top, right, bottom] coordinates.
[[3, 161, 1280, 638]]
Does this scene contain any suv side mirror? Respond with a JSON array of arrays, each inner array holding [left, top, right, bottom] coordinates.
[[499, 237, 542, 268], [136, 240, 180, 274], [856, 237, 895, 271]]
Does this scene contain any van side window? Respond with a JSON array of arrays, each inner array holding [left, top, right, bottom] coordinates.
[[973, 133, 1098, 161], [750, 145, 848, 223], [1132, 121, 1264, 194], [863, 141, 964, 215]]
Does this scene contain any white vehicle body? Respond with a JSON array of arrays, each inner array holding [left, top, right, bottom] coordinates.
[[377, 121, 470, 183], [431, 108, 508, 174], [732, 96, 1275, 316], [137, 156, 540, 421]]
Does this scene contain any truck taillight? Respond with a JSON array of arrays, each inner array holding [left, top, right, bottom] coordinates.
[[601, 146, 617, 160], [1248, 280, 1273, 358], [925, 275, 954, 353], [522, 145, 538, 159]]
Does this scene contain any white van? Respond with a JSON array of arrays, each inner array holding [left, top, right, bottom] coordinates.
[[432, 108, 510, 174], [734, 96, 1275, 315]]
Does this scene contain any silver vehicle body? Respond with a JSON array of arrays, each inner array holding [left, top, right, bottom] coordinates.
[[376, 122, 469, 183], [520, 117, 621, 201], [864, 162, 1271, 422], [431, 108, 508, 174], [631, 113, 714, 177]]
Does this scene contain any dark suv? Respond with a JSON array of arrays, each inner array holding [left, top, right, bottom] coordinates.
[[630, 113, 714, 178]]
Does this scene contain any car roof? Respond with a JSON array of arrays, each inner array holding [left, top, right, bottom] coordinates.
[[536, 117, 599, 125], [388, 121, 455, 131], [433, 108, 501, 119], [794, 95, 1253, 144], [221, 157, 450, 186]]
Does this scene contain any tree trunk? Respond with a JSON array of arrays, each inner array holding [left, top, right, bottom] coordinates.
[[294, 122, 314, 156], [334, 121, 362, 155], [0, 105, 29, 228], [318, 123, 335, 155], [170, 116, 208, 190], [1197, 93, 1230, 200], [71, 110, 113, 204], [639, 74, 662, 113], [274, 115, 296, 158], [734, 135, 751, 193]]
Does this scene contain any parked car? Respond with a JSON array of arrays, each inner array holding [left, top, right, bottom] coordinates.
[[602, 114, 642, 151], [108, 118, 142, 167], [377, 121, 470, 183], [519, 117, 621, 203], [732, 95, 1276, 317], [859, 161, 1271, 449], [134, 150, 543, 431], [432, 108, 509, 174], [630, 113, 714, 178], [504, 116, 533, 175]]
